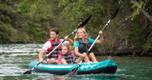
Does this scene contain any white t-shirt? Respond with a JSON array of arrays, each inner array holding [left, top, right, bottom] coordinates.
[[42, 39, 70, 52]]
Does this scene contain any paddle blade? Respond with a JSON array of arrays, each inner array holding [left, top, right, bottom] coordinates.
[[23, 70, 32, 74], [77, 15, 92, 28], [110, 7, 120, 19], [69, 65, 80, 76]]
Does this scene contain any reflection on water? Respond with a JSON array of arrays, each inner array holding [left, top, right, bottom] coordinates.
[[0, 73, 121, 80], [73, 74, 121, 80], [0, 44, 152, 80], [0, 64, 23, 76]]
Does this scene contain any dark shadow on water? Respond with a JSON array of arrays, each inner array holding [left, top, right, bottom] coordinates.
[[0, 73, 122, 80], [72, 74, 121, 80]]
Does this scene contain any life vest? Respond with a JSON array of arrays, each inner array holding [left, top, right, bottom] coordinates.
[[47, 38, 62, 59], [58, 51, 75, 64], [76, 38, 92, 53]]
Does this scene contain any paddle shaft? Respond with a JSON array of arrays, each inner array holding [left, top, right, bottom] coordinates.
[[47, 29, 77, 56], [88, 7, 120, 57], [88, 20, 111, 52], [88, 6, 120, 52]]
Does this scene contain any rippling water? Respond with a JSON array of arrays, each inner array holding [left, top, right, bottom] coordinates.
[[0, 44, 42, 54], [0, 44, 152, 80]]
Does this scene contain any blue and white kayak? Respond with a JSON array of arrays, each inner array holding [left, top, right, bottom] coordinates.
[[29, 59, 117, 75]]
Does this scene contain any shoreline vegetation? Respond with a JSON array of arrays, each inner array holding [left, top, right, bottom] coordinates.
[[0, 0, 152, 56], [0, 43, 151, 57]]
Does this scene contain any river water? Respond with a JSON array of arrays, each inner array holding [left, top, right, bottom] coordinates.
[[0, 44, 151, 80]]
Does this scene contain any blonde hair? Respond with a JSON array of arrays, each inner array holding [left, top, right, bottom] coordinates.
[[74, 27, 88, 40], [62, 43, 72, 53]]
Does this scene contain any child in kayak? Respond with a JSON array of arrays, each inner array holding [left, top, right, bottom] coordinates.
[[57, 43, 75, 64], [74, 27, 104, 63]]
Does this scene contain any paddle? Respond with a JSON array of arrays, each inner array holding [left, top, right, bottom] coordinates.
[[88, 7, 120, 53], [69, 8, 120, 76], [23, 15, 92, 74]]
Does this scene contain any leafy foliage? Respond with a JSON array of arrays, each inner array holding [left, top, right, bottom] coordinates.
[[0, 0, 152, 51]]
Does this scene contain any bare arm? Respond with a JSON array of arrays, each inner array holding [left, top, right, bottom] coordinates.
[[96, 36, 104, 44], [38, 49, 46, 62], [74, 48, 84, 57], [67, 38, 74, 44], [96, 30, 104, 44], [64, 36, 74, 44]]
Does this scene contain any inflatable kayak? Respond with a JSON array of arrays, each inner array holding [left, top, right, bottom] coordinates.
[[29, 59, 117, 75]]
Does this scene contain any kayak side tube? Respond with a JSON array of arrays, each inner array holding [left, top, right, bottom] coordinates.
[[29, 59, 117, 75]]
